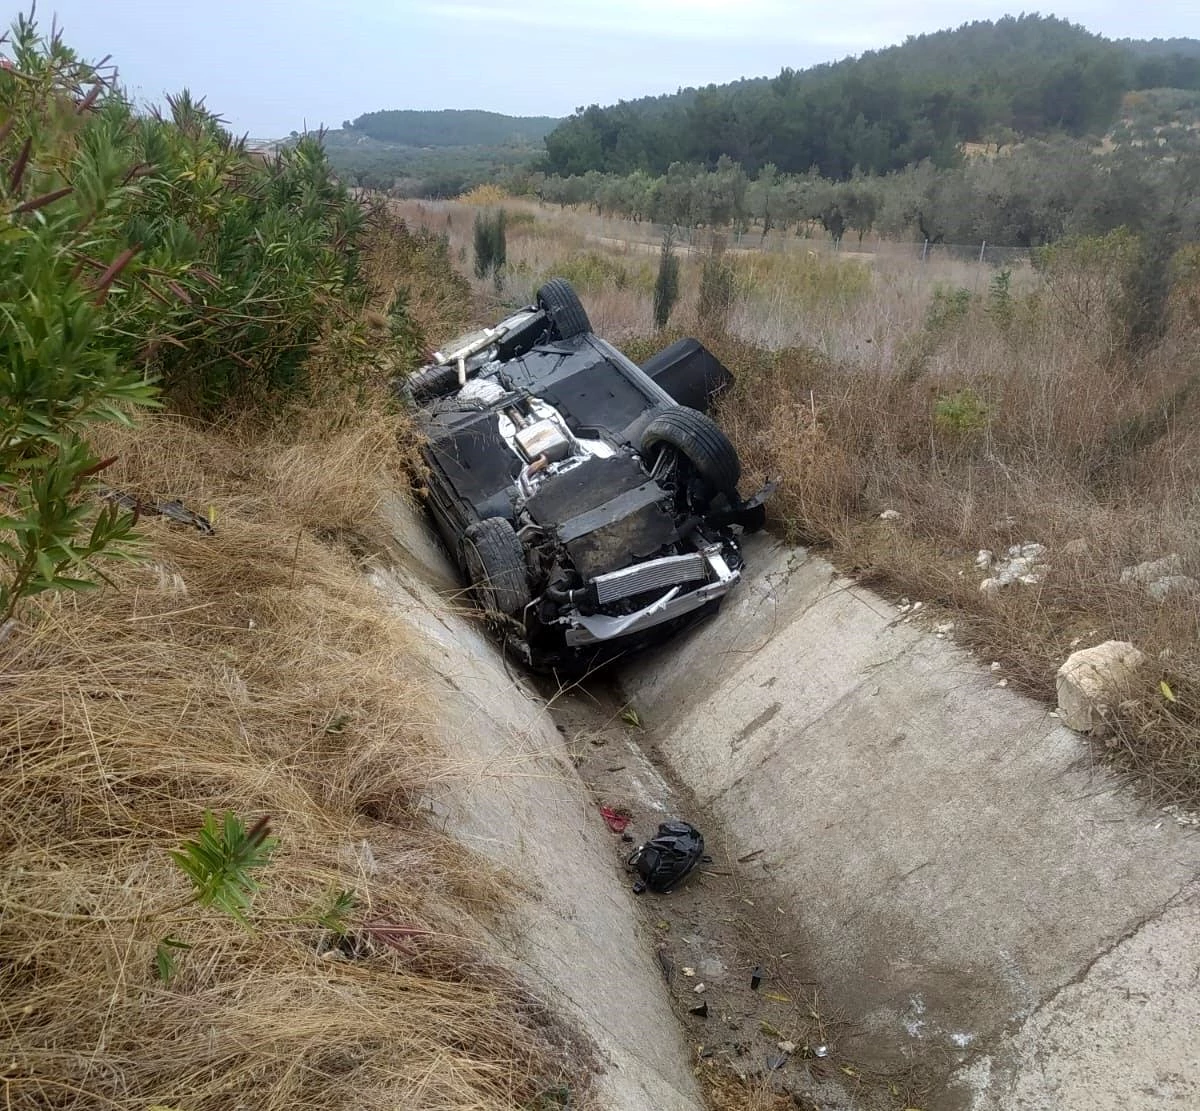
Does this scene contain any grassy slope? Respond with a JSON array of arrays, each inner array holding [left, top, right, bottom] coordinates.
[[0, 214, 594, 1109]]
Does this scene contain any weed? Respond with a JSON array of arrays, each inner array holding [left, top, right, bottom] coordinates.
[[933, 389, 989, 437]]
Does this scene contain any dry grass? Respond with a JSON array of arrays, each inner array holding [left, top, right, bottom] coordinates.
[[0, 409, 588, 1110]]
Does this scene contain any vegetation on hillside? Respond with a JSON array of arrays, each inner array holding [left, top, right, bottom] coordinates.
[[543, 16, 1200, 178], [322, 129, 543, 196], [344, 107, 558, 147], [317, 110, 560, 196]]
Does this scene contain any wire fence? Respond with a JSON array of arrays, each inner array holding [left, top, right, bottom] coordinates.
[[564, 211, 1033, 269]]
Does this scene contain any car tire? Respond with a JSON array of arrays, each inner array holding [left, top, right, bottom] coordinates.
[[406, 363, 460, 403], [641, 405, 741, 496], [463, 517, 531, 616], [536, 278, 591, 340]]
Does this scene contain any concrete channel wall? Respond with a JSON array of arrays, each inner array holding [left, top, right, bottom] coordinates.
[[619, 537, 1200, 1109], [378, 497, 703, 1111]]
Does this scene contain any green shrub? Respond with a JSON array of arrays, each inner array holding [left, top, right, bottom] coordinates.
[[698, 239, 738, 334], [543, 250, 628, 294], [0, 16, 159, 621], [926, 286, 974, 332], [473, 207, 507, 280], [653, 231, 681, 330], [933, 389, 989, 436], [0, 12, 399, 618], [987, 268, 1014, 326]]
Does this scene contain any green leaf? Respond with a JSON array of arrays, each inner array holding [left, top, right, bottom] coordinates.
[[314, 889, 358, 935], [154, 935, 190, 984], [1160, 680, 1177, 703], [168, 811, 277, 926]]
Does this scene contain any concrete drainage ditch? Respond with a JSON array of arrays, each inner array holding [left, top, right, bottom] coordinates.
[[379, 496, 1200, 1110]]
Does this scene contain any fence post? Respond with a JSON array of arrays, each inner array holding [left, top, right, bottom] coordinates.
[[978, 240, 987, 264]]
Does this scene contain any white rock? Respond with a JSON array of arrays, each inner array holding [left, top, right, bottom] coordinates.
[[1146, 575, 1198, 602], [936, 622, 955, 634], [911, 601, 924, 612], [1120, 554, 1182, 586], [990, 661, 1002, 672], [1055, 641, 1147, 736], [975, 550, 994, 569], [997, 679, 1008, 688], [879, 509, 901, 521]]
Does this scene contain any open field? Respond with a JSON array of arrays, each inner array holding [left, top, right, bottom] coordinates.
[[396, 196, 1200, 809]]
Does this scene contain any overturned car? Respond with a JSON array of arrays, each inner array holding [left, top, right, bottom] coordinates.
[[400, 278, 770, 671]]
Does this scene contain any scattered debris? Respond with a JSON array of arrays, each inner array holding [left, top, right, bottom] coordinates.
[[101, 488, 215, 534], [879, 509, 901, 521], [813, 1044, 829, 1058], [682, 966, 696, 978], [1056, 640, 1148, 735], [935, 621, 955, 635], [599, 805, 631, 833], [693, 982, 707, 994], [980, 542, 1048, 593], [777, 1040, 797, 1054], [766, 1052, 788, 1071], [1164, 804, 1200, 828], [990, 661, 1002, 672], [688, 1001, 709, 1018], [997, 679, 1008, 688], [750, 965, 765, 991]]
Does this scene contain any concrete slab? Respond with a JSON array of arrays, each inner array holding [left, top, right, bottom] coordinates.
[[950, 883, 1200, 1109], [377, 500, 703, 1111], [619, 537, 1200, 1099]]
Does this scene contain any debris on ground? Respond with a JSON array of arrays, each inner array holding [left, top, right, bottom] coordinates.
[[599, 804, 631, 833], [627, 820, 705, 893], [101, 487, 216, 534], [879, 509, 901, 521], [978, 542, 1047, 593], [1056, 640, 1148, 735], [1120, 554, 1198, 602]]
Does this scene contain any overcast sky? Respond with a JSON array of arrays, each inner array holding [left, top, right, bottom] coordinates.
[[13, 2, 1197, 138]]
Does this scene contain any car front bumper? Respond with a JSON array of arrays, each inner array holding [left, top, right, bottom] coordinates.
[[561, 546, 740, 646]]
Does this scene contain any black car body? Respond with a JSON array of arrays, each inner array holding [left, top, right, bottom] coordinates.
[[401, 278, 769, 671]]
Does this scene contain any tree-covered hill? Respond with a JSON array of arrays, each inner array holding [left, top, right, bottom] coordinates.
[[543, 15, 1200, 179], [343, 108, 558, 147]]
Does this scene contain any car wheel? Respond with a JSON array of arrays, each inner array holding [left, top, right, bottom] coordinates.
[[463, 517, 531, 616], [405, 363, 460, 403], [536, 278, 591, 340], [641, 405, 741, 496]]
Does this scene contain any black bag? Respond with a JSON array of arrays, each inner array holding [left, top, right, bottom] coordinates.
[[627, 820, 705, 893]]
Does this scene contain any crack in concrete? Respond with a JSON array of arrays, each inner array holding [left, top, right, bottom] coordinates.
[[1021, 876, 1200, 1023]]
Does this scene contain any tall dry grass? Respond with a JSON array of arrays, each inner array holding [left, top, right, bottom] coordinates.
[[0, 405, 585, 1109]]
